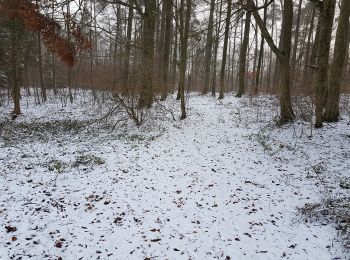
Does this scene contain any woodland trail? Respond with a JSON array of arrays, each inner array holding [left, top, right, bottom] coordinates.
[[0, 96, 345, 260]]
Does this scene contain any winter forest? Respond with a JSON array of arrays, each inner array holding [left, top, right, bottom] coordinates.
[[0, 0, 350, 259]]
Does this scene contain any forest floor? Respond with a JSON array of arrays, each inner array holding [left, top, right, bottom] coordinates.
[[0, 90, 350, 260]]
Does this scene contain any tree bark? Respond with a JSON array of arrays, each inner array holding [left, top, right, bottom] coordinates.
[[236, 10, 251, 97], [314, 0, 336, 128], [139, 0, 156, 108], [218, 0, 232, 99], [112, 4, 121, 92], [123, 2, 133, 92], [324, 0, 350, 122], [160, 0, 173, 101], [290, 0, 303, 88], [211, 0, 223, 96], [203, 0, 215, 94], [178, 0, 192, 119], [249, 0, 295, 123], [302, 5, 316, 94], [37, 31, 46, 102], [9, 20, 22, 115], [254, 0, 267, 95]]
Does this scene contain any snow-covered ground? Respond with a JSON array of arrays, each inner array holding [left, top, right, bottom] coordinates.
[[0, 91, 349, 260]]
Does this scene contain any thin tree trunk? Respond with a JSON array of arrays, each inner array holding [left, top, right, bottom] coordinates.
[[290, 0, 303, 88], [37, 31, 46, 102], [178, 0, 192, 119], [203, 0, 215, 94], [255, 0, 267, 95], [9, 21, 21, 115], [231, 24, 237, 91], [218, 0, 232, 99], [302, 5, 316, 93], [112, 4, 121, 92], [161, 0, 173, 101], [249, 0, 295, 123], [266, 1, 275, 92], [211, 0, 223, 96], [67, 0, 73, 104], [123, 2, 133, 92], [236, 10, 251, 97], [172, 13, 178, 95]]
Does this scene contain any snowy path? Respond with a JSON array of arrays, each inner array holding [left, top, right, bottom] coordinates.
[[0, 95, 347, 259]]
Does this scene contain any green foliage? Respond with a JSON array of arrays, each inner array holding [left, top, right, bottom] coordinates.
[[73, 154, 105, 167], [48, 160, 65, 173]]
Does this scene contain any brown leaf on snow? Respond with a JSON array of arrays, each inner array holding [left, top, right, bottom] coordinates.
[[55, 240, 62, 248], [5, 226, 17, 233], [114, 217, 123, 224]]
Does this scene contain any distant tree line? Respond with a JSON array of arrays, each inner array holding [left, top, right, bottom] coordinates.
[[0, 0, 350, 127]]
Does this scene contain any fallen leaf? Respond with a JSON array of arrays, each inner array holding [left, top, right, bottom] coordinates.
[[5, 226, 17, 233], [55, 240, 62, 248]]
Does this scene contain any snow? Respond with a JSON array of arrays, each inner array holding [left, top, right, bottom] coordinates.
[[0, 91, 349, 260]]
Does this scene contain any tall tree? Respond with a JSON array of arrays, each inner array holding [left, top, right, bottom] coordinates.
[[236, 9, 251, 98], [324, 0, 350, 122], [290, 0, 303, 87], [254, 0, 267, 94], [2, 0, 89, 115], [123, 2, 133, 92], [314, 0, 336, 128], [302, 4, 316, 93], [9, 19, 23, 116], [249, 0, 295, 123], [139, 0, 156, 108], [178, 0, 192, 119], [160, 0, 173, 101], [203, 0, 215, 95], [218, 0, 232, 99], [211, 0, 223, 96]]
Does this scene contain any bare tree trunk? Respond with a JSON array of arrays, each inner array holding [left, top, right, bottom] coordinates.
[[290, 0, 303, 88], [236, 10, 251, 97], [9, 21, 22, 116], [112, 4, 121, 92], [279, 0, 294, 123], [178, 0, 192, 119], [50, 0, 57, 95], [172, 13, 178, 95], [302, 5, 316, 94], [249, 0, 295, 123], [123, 2, 133, 92], [315, 0, 335, 128], [66, 0, 73, 104], [309, 13, 320, 93], [203, 0, 215, 94], [211, 0, 223, 96], [37, 31, 46, 102], [324, 0, 350, 122], [139, 0, 156, 108], [218, 0, 232, 99], [266, 1, 275, 92], [231, 24, 238, 91], [254, 0, 267, 95], [160, 0, 173, 101]]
